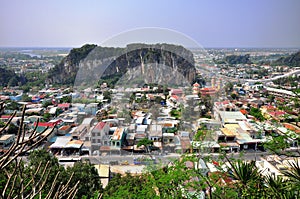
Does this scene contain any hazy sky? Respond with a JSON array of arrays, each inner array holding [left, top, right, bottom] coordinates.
[[1, 0, 300, 48]]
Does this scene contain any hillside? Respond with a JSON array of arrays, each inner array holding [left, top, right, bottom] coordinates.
[[47, 44, 97, 85], [47, 43, 196, 86], [273, 51, 300, 66], [0, 67, 19, 87]]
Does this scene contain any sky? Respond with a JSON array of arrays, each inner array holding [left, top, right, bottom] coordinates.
[[0, 0, 300, 48]]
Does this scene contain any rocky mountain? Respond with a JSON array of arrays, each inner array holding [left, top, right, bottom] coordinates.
[[47, 44, 97, 85], [48, 43, 196, 87]]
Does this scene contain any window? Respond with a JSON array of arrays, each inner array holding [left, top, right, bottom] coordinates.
[[97, 133, 100, 137], [92, 133, 95, 137], [97, 139, 101, 143], [92, 139, 96, 143], [116, 142, 120, 146]]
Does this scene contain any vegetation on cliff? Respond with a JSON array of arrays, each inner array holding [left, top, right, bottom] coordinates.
[[47, 44, 97, 85], [273, 51, 300, 67]]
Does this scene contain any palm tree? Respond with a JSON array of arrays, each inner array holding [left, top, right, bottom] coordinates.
[[226, 157, 263, 198], [264, 174, 289, 198], [282, 159, 300, 196]]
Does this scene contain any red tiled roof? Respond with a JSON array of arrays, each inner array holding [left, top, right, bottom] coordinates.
[[193, 83, 200, 87], [94, 122, 106, 131], [200, 87, 216, 91], [34, 122, 56, 127], [240, 109, 247, 115], [59, 125, 70, 131], [171, 95, 179, 100], [34, 120, 62, 127], [269, 111, 286, 117], [1, 115, 11, 119], [57, 103, 70, 108], [171, 89, 183, 95]]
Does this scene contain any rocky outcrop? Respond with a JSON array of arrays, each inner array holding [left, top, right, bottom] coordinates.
[[47, 44, 97, 85], [48, 43, 196, 87]]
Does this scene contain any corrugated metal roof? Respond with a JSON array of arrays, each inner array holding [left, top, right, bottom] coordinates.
[[50, 136, 71, 148]]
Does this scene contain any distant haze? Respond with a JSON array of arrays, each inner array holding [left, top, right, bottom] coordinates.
[[1, 0, 300, 48]]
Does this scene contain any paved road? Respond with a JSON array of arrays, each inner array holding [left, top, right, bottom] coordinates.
[[83, 151, 269, 165]]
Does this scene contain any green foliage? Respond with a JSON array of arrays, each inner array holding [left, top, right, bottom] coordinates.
[[42, 100, 53, 108], [225, 54, 252, 65], [137, 138, 153, 148], [263, 135, 290, 156], [5, 101, 21, 110], [103, 90, 112, 103], [98, 73, 123, 88], [60, 95, 72, 103], [64, 160, 102, 199], [28, 149, 60, 168], [0, 67, 19, 87], [103, 173, 157, 199], [21, 94, 32, 102], [273, 51, 300, 67], [170, 109, 181, 119], [230, 92, 238, 100], [6, 123, 19, 135], [0, 120, 5, 127], [249, 107, 265, 121], [43, 112, 51, 121]]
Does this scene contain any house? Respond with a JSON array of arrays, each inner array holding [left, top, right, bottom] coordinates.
[[91, 122, 110, 153], [50, 136, 83, 156], [126, 133, 136, 146], [0, 134, 15, 149], [33, 119, 62, 133], [72, 124, 89, 140], [216, 111, 247, 126], [199, 87, 217, 96], [110, 128, 126, 149], [148, 124, 162, 142], [162, 133, 176, 152], [191, 141, 220, 153], [71, 117, 95, 141], [136, 125, 147, 134], [57, 125, 71, 135], [57, 103, 71, 111], [266, 87, 296, 99]]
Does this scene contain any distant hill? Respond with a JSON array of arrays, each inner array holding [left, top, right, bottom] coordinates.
[[224, 54, 252, 65], [47, 43, 196, 86], [0, 67, 19, 87], [273, 51, 300, 66]]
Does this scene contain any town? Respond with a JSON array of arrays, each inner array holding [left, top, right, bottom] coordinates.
[[1, 47, 299, 195]]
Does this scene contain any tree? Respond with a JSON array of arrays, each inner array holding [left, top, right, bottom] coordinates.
[[0, 104, 79, 198], [137, 138, 153, 153], [22, 94, 32, 102], [230, 93, 238, 100], [61, 95, 72, 103], [103, 173, 156, 199], [64, 160, 103, 198], [43, 112, 52, 121], [282, 159, 300, 187], [249, 107, 265, 121], [103, 91, 112, 103]]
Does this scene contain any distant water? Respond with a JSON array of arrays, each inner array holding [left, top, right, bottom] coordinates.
[[21, 51, 42, 58]]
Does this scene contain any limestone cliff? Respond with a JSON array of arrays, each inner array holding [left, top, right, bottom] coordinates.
[[48, 43, 196, 87]]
